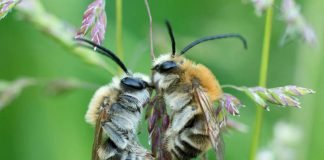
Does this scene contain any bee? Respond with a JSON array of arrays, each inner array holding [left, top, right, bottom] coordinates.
[[75, 38, 154, 160], [151, 21, 247, 160]]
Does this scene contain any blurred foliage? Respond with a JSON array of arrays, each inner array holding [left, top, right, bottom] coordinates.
[[0, 0, 322, 160]]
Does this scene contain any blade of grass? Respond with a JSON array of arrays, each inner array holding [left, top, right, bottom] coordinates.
[[249, 5, 274, 160], [116, 0, 124, 74], [290, 0, 323, 159]]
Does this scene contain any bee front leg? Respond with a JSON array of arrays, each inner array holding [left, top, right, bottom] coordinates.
[[102, 121, 129, 149], [169, 105, 198, 133]]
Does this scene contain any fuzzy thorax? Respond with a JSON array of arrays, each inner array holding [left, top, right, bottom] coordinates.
[[85, 84, 119, 126], [153, 54, 222, 101], [181, 59, 223, 101]]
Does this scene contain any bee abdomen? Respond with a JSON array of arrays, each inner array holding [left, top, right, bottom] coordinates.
[[166, 112, 210, 159], [170, 129, 209, 159], [99, 139, 152, 160], [173, 136, 202, 159]]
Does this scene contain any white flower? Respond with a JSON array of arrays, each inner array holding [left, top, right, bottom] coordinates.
[[257, 121, 302, 160], [280, 0, 317, 46], [257, 149, 275, 160], [251, 0, 274, 16]]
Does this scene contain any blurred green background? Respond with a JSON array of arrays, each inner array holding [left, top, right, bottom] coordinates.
[[0, 0, 323, 160]]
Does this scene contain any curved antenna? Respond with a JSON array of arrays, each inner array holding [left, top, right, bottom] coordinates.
[[180, 34, 248, 55], [165, 20, 176, 56], [75, 37, 129, 74]]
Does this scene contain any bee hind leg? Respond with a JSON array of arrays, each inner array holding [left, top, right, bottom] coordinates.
[[97, 140, 118, 160], [102, 122, 129, 149]]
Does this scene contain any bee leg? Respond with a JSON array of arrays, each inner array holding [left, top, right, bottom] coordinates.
[[128, 152, 136, 160], [111, 111, 137, 133], [128, 142, 149, 160], [109, 103, 139, 134], [120, 151, 129, 160], [102, 122, 128, 149], [170, 105, 198, 133], [97, 140, 117, 160]]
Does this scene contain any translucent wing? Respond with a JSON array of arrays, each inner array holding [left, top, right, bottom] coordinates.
[[193, 86, 224, 160], [92, 98, 110, 160], [92, 110, 104, 160]]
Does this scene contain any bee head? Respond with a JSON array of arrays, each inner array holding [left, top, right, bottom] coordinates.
[[119, 73, 151, 92], [152, 54, 185, 89], [152, 54, 184, 73]]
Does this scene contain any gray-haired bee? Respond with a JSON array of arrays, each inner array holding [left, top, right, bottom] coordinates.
[[76, 38, 154, 160], [151, 21, 247, 160]]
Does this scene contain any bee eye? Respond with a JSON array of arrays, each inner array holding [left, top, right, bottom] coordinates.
[[121, 77, 146, 90], [158, 61, 178, 73]]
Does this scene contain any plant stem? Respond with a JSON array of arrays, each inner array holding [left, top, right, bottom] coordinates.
[[221, 84, 245, 91], [116, 0, 124, 73], [249, 6, 274, 160], [144, 0, 155, 60], [290, 0, 323, 159]]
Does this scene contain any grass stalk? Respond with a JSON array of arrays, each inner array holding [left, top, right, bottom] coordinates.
[[116, 0, 124, 74], [249, 6, 274, 160]]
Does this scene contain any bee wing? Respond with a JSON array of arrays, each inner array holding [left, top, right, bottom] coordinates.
[[193, 86, 224, 160], [92, 101, 110, 160], [92, 108, 105, 160]]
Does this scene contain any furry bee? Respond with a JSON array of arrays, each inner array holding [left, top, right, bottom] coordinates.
[[76, 38, 154, 160], [152, 22, 247, 160]]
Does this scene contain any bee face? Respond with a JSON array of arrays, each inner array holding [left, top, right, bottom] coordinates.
[[121, 77, 148, 91], [152, 54, 185, 89], [111, 73, 151, 91], [153, 60, 178, 73]]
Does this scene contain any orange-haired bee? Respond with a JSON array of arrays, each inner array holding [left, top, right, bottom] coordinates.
[[151, 21, 247, 160], [76, 38, 153, 160]]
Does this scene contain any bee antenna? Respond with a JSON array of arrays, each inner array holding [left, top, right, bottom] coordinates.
[[75, 37, 129, 74], [165, 20, 176, 56], [180, 34, 248, 55]]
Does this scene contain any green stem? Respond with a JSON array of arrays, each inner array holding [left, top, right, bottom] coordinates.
[[221, 84, 245, 91], [249, 6, 274, 160], [116, 0, 124, 74]]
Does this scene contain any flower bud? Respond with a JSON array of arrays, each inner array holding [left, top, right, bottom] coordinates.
[[219, 93, 243, 116]]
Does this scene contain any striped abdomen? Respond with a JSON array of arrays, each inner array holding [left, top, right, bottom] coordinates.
[[164, 106, 211, 160]]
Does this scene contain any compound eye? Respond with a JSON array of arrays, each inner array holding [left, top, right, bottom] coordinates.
[[159, 61, 177, 72], [121, 77, 146, 90]]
